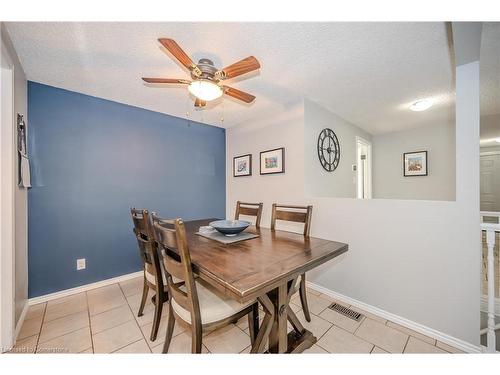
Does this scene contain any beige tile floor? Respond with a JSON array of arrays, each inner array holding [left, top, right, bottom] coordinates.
[[10, 276, 464, 354]]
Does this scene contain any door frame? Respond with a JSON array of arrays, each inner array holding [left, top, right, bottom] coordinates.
[[480, 151, 500, 213], [356, 136, 372, 199], [0, 41, 16, 352]]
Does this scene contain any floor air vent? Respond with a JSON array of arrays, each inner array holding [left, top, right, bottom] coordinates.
[[328, 303, 363, 321]]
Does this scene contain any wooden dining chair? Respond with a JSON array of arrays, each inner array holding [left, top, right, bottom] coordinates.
[[235, 201, 263, 228], [271, 203, 313, 322], [130, 208, 167, 341], [152, 214, 259, 353]]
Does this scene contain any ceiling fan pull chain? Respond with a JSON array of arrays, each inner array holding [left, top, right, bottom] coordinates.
[[185, 96, 192, 127], [220, 101, 225, 126]]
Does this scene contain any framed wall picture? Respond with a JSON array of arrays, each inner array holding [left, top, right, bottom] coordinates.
[[233, 154, 252, 177], [260, 147, 285, 175], [403, 151, 428, 177]]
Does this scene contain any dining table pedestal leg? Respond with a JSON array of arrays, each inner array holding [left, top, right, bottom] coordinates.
[[263, 280, 317, 354], [268, 284, 288, 353]]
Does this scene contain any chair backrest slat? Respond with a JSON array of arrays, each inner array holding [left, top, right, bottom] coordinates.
[[274, 210, 307, 223], [130, 208, 163, 289], [144, 262, 156, 277], [131, 208, 153, 265], [239, 206, 259, 216], [235, 201, 263, 227], [271, 204, 313, 236], [162, 252, 186, 281], [168, 284, 191, 310], [152, 214, 202, 328]]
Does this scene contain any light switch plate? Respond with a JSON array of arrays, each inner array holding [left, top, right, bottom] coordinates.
[[77, 258, 86, 270]]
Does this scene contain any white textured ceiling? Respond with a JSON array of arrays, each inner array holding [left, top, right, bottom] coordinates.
[[6, 22, 457, 133]]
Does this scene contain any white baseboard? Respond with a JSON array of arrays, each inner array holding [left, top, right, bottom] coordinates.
[[307, 281, 483, 354], [28, 271, 143, 305]]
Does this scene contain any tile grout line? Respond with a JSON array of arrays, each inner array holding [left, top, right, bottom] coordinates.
[[433, 341, 454, 354], [34, 302, 48, 353], [90, 304, 137, 336], [386, 320, 437, 347], [353, 317, 410, 354], [119, 282, 153, 353], [86, 291, 131, 319], [234, 322, 250, 337], [84, 290, 95, 353], [314, 323, 335, 352], [314, 324, 335, 343], [43, 307, 88, 324], [352, 316, 366, 335], [31, 299, 92, 348], [401, 335, 411, 354], [109, 338, 145, 354], [328, 320, 375, 352], [38, 325, 93, 346], [379, 324, 454, 354]]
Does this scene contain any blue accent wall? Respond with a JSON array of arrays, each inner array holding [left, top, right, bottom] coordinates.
[[28, 82, 226, 297]]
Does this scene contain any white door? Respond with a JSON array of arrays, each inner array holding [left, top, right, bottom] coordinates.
[[480, 153, 500, 213], [356, 137, 372, 199]]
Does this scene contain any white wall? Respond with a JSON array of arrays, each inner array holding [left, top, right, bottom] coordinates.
[[372, 122, 456, 201], [1, 23, 28, 327], [304, 97, 456, 201], [304, 98, 372, 198], [226, 62, 480, 345], [480, 114, 500, 141]]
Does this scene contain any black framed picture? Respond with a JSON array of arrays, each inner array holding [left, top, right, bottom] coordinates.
[[233, 154, 252, 177], [260, 147, 285, 175], [403, 151, 428, 177]]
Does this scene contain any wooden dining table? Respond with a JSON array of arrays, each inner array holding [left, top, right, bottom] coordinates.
[[182, 219, 348, 353]]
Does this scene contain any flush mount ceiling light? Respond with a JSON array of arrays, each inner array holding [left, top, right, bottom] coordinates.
[[495, 138, 500, 143], [409, 99, 433, 112], [187, 80, 223, 102]]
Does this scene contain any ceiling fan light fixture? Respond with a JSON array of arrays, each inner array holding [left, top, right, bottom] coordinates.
[[188, 80, 223, 102], [409, 98, 433, 112]]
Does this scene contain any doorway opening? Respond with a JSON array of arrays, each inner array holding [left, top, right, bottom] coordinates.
[[356, 137, 372, 199]]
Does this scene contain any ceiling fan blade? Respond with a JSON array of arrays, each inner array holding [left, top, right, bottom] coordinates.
[[223, 86, 256, 103], [194, 98, 206, 107], [142, 78, 190, 84], [219, 56, 260, 80], [158, 38, 196, 71]]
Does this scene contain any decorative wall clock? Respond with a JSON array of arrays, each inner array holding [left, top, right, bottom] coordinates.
[[317, 128, 340, 172]]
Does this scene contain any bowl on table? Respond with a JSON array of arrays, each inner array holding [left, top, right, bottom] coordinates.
[[209, 220, 251, 236]]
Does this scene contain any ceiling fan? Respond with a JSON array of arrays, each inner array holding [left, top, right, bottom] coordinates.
[[142, 38, 261, 108]]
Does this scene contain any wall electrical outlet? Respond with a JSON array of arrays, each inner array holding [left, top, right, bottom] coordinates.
[[77, 258, 86, 270]]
